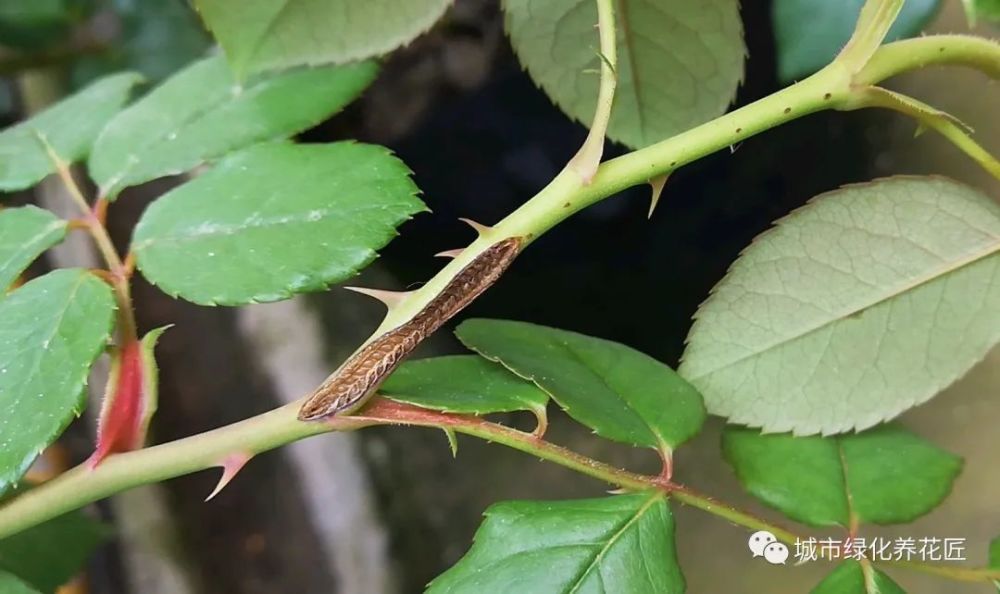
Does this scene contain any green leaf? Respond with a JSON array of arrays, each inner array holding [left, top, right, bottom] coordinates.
[[0, 72, 141, 192], [0, 206, 67, 291], [0, 503, 108, 593], [679, 176, 1000, 435], [503, 0, 744, 149], [963, 0, 1000, 25], [132, 142, 424, 306], [457, 319, 705, 450], [87, 54, 378, 198], [380, 355, 548, 416], [192, 0, 454, 76], [0, 270, 116, 492], [723, 424, 962, 527], [71, 0, 211, 86], [773, 0, 940, 83], [811, 561, 905, 594], [0, 571, 41, 594], [429, 492, 684, 594]]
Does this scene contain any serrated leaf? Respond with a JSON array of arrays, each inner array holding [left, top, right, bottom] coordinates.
[[457, 319, 705, 450], [380, 355, 548, 416], [0, 206, 67, 291], [503, 0, 744, 149], [0, 503, 108, 593], [88, 54, 378, 197], [0, 270, 116, 492], [811, 561, 905, 594], [132, 142, 425, 306], [429, 492, 684, 594], [773, 0, 939, 83], [0, 72, 141, 192], [723, 424, 961, 527], [0, 571, 41, 594], [192, 0, 454, 76], [679, 176, 1000, 435]]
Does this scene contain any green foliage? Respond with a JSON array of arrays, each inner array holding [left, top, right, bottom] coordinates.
[[0, 72, 141, 192], [131, 142, 424, 306], [192, 0, 454, 76], [0, 571, 41, 594], [0, 0, 92, 50], [0, 2, 997, 591], [88, 55, 378, 198], [0, 206, 67, 290], [773, 0, 940, 82], [381, 355, 548, 416], [811, 561, 905, 594], [0, 270, 115, 492], [723, 424, 962, 527], [503, 0, 745, 148], [680, 176, 1000, 435], [429, 492, 683, 594], [0, 504, 107, 593], [457, 319, 705, 450], [963, 0, 1000, 25]]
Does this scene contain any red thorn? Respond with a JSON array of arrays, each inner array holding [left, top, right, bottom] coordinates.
[[343, 286, 410, 309], [458, 217, 491, 235], [435, 248, 464, 259], [206, 452, 253, 501]]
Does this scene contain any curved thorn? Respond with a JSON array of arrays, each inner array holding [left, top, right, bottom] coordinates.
[[442, 428, 459, 458], [206, 452, 253, 502], [435, 248, 465, 259], [459, 217, 491, 235], [343, 286, 412, 309]]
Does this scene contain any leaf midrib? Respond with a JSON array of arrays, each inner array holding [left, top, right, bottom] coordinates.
[[565, 492, 662, 593], [688, 239, 1000, 379]]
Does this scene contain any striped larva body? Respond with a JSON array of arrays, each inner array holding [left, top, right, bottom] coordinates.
[[298, 237, 523, 421]]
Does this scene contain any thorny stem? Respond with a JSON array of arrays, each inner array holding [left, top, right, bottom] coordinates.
[[4, 397, 995, 582], [2, 12, 999, 588]]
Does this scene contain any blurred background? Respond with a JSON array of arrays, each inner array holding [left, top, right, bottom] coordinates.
[[1, 0, 997, 592]]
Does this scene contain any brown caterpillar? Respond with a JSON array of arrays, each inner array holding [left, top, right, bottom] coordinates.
[[298, 236, 523, 421]]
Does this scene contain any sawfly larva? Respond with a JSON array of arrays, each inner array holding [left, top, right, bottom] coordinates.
[[298, 236, 522, 421]]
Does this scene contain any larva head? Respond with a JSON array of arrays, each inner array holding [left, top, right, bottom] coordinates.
[[297, 381, 371, 421], [485, 236, 523, 274]]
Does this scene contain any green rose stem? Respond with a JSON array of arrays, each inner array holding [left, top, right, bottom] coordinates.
[[2, 33, 999, 586]]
